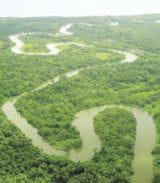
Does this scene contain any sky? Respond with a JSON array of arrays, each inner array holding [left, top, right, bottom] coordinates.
[[0, 0, 160, 17]]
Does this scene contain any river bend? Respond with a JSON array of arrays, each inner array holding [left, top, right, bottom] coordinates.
[[2, 23, 156, 183]]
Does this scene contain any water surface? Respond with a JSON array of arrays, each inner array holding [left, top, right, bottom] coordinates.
[[2, 23, 155, 183]]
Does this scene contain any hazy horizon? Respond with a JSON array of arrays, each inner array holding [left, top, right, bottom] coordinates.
[[0, 0, 160, 17]]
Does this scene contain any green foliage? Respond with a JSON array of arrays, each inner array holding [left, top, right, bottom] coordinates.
[[1, 14, 160, 182], [93, 108, 136, 183]]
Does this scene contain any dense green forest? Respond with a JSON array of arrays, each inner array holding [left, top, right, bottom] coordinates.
[[93, 108, 136, 183], [1, 14, 160, 182]]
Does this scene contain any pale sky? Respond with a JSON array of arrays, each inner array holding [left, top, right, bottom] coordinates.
[[0, 0, 160, 17]]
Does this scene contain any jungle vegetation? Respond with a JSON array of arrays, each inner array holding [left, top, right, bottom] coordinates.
[[1, 14, 160, 182]]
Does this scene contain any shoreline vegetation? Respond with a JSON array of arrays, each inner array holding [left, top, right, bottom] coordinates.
[[0, 15, 160, 182]]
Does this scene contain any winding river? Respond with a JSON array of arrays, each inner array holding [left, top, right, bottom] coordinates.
[[2, 24, 156, 183], [59, 24, 73, 35], [9, 33, 86, 55]]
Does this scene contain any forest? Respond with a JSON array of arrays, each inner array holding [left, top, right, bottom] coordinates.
[[1, 14, 160, 182]]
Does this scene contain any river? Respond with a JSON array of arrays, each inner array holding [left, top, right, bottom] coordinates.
[[2, 23, 156, 183]]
